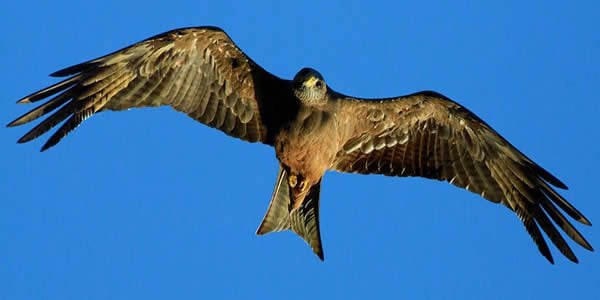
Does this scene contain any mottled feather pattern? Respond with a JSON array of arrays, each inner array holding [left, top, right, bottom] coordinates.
[[334, 91, 592, 263], [8, 27, 290, 150]]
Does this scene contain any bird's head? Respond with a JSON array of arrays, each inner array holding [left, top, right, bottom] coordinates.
[[292, 67, 327, 106]]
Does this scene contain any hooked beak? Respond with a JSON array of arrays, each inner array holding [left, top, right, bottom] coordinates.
[[304, 76, 318, 87]]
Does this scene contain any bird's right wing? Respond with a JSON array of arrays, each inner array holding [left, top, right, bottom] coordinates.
[[9, 26, 294, 151]]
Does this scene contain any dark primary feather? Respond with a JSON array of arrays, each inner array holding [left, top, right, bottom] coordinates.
[[7, 26, 294, 151], [334, 91, 592, 263]]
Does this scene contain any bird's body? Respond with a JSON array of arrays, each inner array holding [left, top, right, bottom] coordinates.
[[276, 103, 342, 196], [278, 108, 335, 180], [9, 26, 593, 263]]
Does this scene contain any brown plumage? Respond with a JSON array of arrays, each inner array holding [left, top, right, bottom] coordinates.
[[8, 26, 592, 263]]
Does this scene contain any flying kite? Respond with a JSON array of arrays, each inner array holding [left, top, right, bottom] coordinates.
[[8, 26, 593, 263]]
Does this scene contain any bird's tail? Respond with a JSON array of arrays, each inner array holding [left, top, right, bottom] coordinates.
[[256, 166, 324, 260]]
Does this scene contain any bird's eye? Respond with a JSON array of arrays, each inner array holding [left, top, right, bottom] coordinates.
[[315, 80, 323, 88]]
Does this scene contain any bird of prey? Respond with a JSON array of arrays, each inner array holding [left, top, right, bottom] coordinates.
[[8, 26, 592, 263]]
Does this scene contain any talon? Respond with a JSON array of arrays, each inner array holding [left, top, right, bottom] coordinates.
[[298, 180, 307, 192], [289, 174, 297, 188]]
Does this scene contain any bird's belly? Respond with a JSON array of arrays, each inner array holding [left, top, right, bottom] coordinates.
[[274, 116, 340, 184]]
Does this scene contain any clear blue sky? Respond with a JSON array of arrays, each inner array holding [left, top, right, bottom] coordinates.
[[2, 1, 598, 299]]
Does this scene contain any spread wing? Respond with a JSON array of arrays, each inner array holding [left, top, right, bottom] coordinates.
[[333, 91, 593, 263], [8, 26, 293, 151]]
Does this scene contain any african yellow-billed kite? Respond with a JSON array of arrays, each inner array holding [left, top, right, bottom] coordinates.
[[8, 27, 593, 263]]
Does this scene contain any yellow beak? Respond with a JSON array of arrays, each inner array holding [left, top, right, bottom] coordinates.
[[304, 76, 318, 87]]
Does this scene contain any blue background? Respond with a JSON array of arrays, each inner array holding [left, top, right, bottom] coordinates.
[[2, 1, 598, 299]]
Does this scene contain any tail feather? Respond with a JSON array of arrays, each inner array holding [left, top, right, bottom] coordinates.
[[289, 180, 324, 260], [256, 166, 325, 260], [256, 167, 291, 234]]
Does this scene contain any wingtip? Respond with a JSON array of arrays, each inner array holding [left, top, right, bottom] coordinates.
[[6, 119, 19, 128], [7, 115, 31, 127], [539, 166, 569, 190], [579, 216, 592, 227], [17, 98, 32, 104], [40, 141, 53, 152], [16, 135, 30, 144], [556, 181, 569, 190]]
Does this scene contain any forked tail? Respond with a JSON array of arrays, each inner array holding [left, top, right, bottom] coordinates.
[[256, 166, 324, 260]]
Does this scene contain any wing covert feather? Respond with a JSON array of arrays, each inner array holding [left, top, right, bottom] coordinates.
[[9, 27, 293, 150], [333, 91, 592, 263]]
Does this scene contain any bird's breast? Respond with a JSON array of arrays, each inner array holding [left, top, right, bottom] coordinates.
[[274, 108, 341, 183]]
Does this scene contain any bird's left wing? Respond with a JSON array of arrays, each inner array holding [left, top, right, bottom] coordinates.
[[333, 91, 592, 263], [8, 27, 293, 151]]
